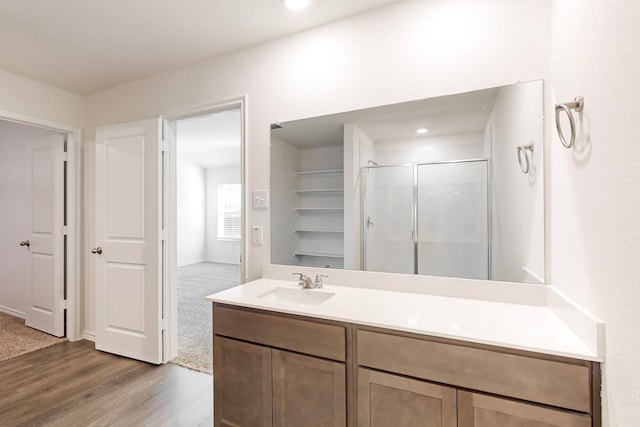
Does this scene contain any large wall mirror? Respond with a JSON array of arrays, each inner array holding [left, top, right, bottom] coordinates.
[[271, 80, 544, 284]]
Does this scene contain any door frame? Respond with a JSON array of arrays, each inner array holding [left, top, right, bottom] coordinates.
[[163, 96, 247, 362], [0, 108, 81, 341]]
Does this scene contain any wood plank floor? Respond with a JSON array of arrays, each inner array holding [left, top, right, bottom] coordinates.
[[0, 340, 213, 427]]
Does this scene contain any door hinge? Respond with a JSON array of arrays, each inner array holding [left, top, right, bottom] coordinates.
[[62, 152, 68, 162], [161, 230, 168, 241], [62, 226, 68, 235], [161, 318, 167, 331], [62, 299, 68, 310], [160, 139, 168, 153]]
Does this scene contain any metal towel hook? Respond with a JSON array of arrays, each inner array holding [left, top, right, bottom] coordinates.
[[517, 143, 534, 174], [555, 96, 584, 148]]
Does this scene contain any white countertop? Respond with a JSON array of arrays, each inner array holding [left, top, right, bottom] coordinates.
[[206, 275, 603, 362]]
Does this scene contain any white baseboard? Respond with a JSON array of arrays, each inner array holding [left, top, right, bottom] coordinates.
[[0, 305, 25, 318], [177, 258, 206, 267], [82, 331, 96, 342], [205, 258, 241, 265]]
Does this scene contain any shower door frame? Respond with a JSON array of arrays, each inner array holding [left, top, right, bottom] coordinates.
[[361, 158, 491, 278]]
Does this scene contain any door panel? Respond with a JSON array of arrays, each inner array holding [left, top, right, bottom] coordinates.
[[95, 118, 163, 364], [273, 349, 346, 427], [214, 337, 272, 427], [25, 134, 65, 337], [417, 161, 489, 279], [358, 368, 457, 427], [363, 165, 415, 274]]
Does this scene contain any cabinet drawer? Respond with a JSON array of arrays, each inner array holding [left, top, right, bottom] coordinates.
[[357, 329, 592, 413], [214, 304, 346, 361]]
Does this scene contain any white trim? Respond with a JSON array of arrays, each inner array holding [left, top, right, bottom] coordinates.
[[205, 258, 242, 266], [0, 109, 79, 134], [177, 259, 242, 267], [163, 96, 247, 363], [177, 258, 207, 268], [82, 331, 96, 342], [0, 305, 26, 318], [0, 109, 82, 342]]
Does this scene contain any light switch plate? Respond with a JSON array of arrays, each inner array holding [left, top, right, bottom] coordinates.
[[252, 190, 269, 209], [251, 226, 263, 245]]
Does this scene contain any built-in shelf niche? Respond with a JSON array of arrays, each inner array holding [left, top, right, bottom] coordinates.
[[293, 168, 345, 268]]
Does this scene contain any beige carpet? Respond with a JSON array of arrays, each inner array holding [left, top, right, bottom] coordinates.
[[0, 312, 66, 362], [173, 262, 240, 374]]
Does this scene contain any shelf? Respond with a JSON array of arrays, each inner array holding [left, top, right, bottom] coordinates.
[[293, 251, 344, 258], [293, 189, 344, 194], [294, 169, 344, 177], [294, 229, 344, 233], [293, 208, 344, 213]]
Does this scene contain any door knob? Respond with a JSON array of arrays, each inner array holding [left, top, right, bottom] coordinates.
[[19, 240, 30, 247], [91, 247, 103, 255]]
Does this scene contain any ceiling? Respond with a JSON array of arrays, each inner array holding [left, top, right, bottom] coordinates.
[[177, 107, 241, 170], [272, 87, 500, 148], [0, 0, 404, 95]]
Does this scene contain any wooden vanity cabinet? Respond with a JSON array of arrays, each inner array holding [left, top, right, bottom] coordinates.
[[212, 304, 601, 427], [213, 304, 349, 427], [356, 327, 599, 427]]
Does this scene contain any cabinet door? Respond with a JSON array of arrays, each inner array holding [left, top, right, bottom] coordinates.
[[272, 349, 346, 427], [357, 368, 457, 427], [458, 391, 591, 427], [214, 337, 272, 427]]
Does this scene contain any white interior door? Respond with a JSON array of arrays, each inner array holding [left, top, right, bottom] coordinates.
[[94, 118, 163, 364], [25, 133, 65, 337]]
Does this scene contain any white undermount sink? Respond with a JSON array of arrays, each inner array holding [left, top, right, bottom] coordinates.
[[258, 287, 336, 306]]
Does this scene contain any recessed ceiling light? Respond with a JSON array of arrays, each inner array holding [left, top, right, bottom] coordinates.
[[282, 0, 309, 10], [416, 128, 429, 134]]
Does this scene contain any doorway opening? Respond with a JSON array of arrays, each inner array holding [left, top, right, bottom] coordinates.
[[171, 107, 243, 373], [0, 115, 80, 343]]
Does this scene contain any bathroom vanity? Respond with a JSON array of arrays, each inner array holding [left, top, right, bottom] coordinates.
[[207, 265, 603, 427]]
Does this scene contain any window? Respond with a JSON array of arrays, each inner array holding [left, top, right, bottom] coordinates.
[[217, 184, 241, 240]]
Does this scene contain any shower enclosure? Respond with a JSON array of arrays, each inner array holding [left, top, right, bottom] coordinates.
[[362, 159, 489, 279]]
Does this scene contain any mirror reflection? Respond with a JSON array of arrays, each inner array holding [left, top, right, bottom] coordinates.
[[271, 80, 544, 284]]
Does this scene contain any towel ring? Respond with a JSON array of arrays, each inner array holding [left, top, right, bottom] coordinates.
[[555, 96, 584, 148], [517, 143, 534, 174]]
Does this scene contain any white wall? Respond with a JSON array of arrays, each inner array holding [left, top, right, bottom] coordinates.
[[344, 123, 375, 270], [0, 121, 57, 316], [0, 69, 84, 127], [270, 137, 300, 266], [84, 0, 550, 284], [375, 132, 484, 164], [0, 122, 30, 316], [488, 82, 544, 283], [549, 1, 640, 424], [176, 152, 206, 266], [205, 166, 241, 264]]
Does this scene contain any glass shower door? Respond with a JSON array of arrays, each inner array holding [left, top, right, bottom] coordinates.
[[417, 161, 489, 279], [363, 165, 415, 274]]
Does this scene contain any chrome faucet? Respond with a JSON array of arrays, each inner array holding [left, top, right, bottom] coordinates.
[[293, 273, 314, 289], [292, 273, 327, 289]]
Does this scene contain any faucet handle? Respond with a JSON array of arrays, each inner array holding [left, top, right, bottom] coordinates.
[[292, 272, 313, 288], [314, 274, 328, 288]]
